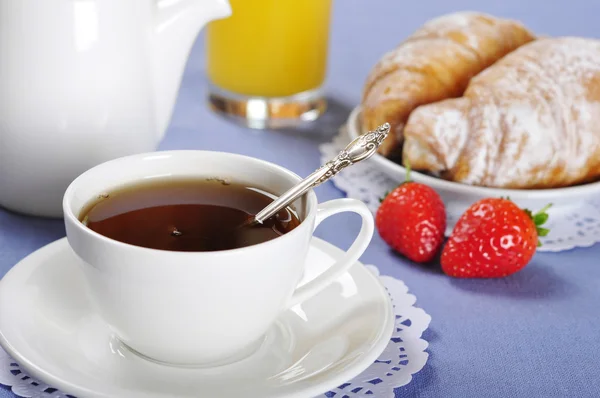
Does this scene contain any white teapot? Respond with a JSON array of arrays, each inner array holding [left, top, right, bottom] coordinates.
[[0, 0, 231, 217]]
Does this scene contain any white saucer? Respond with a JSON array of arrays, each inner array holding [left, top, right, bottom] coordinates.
[[0, 238, 394, 398]]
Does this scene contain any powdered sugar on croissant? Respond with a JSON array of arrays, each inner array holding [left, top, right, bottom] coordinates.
[[403, 37, 600, 189], [361, 12, 535, 157]]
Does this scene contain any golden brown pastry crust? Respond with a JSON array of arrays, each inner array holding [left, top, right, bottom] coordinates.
[[403, 37, 600, 189], [361, 12, 535, 156]]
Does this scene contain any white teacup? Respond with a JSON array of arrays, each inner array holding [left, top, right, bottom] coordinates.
[[63, 150, 374, 366]]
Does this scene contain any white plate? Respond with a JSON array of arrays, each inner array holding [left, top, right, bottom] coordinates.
[[348, 106, 600, 218], [0, 237, 394, 398]]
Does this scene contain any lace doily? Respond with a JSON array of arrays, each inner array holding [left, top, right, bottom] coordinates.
[[320, 125, 600, 253], [0, 265, 431, 398], [323, 265, 431, 398]]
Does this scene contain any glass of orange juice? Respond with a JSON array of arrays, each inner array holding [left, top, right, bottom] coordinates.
[[206, 0, 333, 129]]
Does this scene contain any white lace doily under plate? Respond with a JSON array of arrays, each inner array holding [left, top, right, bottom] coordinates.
[[321, 124, 600, 253], [0, 249, 430, 398]]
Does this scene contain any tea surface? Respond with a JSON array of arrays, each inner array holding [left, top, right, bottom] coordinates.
[[79, 179, 300, 251]]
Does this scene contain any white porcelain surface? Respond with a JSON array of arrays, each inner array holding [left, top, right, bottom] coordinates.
[[348, 106, 600, 218], [0, 237, 394, 398], [62, 150, 374, 365], [0, 0, 231, 218]]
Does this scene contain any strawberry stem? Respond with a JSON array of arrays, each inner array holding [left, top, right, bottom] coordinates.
[[527, 203, 552, 247], [536, 203, 553, 215], [404, 159, 412, 183]]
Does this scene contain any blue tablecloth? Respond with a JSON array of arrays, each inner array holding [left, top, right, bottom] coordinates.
[[2, 1, 600, 397]]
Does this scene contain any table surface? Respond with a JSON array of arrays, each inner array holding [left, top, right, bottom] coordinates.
[[2, 1, 600, 397]]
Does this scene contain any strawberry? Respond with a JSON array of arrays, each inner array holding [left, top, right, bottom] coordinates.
[[376, 165, 446, 263], [441, 198, 551, 278]]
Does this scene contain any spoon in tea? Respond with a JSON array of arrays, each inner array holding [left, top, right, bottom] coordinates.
[[243, 122, 391, 228]]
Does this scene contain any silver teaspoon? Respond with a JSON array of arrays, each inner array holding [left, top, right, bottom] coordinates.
[[248, 122, 390, 226]]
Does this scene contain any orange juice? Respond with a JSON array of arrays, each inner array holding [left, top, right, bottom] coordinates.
[[206, 0, 333, 98]]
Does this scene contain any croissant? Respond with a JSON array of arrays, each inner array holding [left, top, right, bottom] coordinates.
[[361, 12, 536, 157], [403, 37, 600, 189]]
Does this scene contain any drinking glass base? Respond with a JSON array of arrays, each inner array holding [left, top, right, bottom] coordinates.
[[208, 86, 327, 129]]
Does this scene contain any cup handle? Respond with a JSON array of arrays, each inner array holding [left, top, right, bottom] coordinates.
[[287, 198, 374, 307]]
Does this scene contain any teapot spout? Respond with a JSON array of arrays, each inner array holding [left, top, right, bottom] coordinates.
[[153, 0, 231, 138]]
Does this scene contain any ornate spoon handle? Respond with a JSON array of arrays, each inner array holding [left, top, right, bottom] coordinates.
[[252, 123, 390, 224]]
